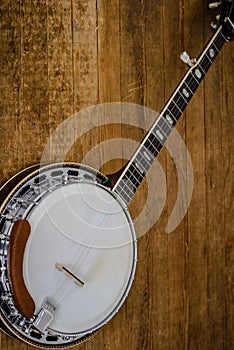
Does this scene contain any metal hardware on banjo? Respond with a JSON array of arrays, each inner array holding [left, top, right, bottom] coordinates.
[[0, 1, 233, 348], [0, 163, 137, 346]]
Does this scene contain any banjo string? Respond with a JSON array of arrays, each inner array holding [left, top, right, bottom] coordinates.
[[51, 198, 120, 305], [54, 203, 119, 305], [48, 188, 110, 300]]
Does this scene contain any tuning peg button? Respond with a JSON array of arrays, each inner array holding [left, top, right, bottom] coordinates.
[[180, 51, 196, 67], [210, 21, 218, 30], [209, 2, 221, 9]]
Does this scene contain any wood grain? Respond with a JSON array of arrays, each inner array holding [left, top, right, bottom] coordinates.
[[0, 1, 233, 349]]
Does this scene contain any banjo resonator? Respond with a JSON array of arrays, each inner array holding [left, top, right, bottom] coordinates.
[[0, 163, 137, 347]]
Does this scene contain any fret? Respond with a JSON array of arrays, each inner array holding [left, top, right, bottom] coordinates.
[[214, 29, 226, 50], [162, 110, 177, 127], [132, 161, 146, 176], [207, 43, 219, 60], [178, 90, 189, 104], [148, 130, 165, 147], [167, 100, 183, 121], [183, 81, 194, 96], [153, 126, 166, 144], [184, 72, 199, 94], [115, 161, 146, 204], [141, 146, 153, 163], [178, 82, 194, 104], [115, 187, 131, 204], [144, 132, 163, 157], [191, 66, 205, 82], [122, 170, 141, 191], [173, 91, 188, 113], [212, 41, 219, 52], [197, 62, 206, 75], [173, 98, 183, 114], [130, 163, 145, 184], [122, 183, 135, 199], [199, 53, 212, 72], [197, 30, 225, 75], [199, 48, 217, 73], [173, 83, 193, 109], [126, 163, 145, 185], [141, 145, 154, 165], [128, 162, 146, 188], [121, 177, 136, 195], [112, 25, 227, 205], [173, 89, 188, 114], [126, 167, 142, 185], [205, 53, 213, 64], [156, 116, 173, 137], [115, 177, 135, 204], [144, 138, 159, 158], [135, 148, 152, 172], [152, 122, 171, 144]]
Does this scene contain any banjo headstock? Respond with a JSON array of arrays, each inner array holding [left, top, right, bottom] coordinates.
[[209, 1, 234, 41]]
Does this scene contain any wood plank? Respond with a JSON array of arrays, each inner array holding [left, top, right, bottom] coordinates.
[[163, 1, 188, 349], [46, 0, 73, 164], [220, 31, 234, 349], [184, 1, 209, 348], [17, 0, 49, 169], [142, 2, 168, 350], [113, 2, 148, 349], [0, 1, 233, 350], [71, 0, 99, 164], [203, 3, 227, 347], [72, 0, 98, 110], [0, 0, 22, 183]]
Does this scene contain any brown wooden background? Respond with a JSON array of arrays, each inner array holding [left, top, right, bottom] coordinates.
[[0, 0, 233, 349]]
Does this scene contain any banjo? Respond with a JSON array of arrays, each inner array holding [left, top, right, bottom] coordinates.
[[0, 1, 233, 348]]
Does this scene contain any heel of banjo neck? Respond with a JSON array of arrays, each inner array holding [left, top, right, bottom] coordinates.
[[103, 163, 128, 189]]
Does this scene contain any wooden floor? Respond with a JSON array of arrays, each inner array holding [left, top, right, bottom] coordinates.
[[0, 0, 233, 349]]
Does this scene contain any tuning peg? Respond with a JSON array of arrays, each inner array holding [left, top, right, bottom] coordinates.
[[216, 15, 221, 21], [180, 51, 196, 67], [209, 2, 221, 9], [210, 21, 218, 30]]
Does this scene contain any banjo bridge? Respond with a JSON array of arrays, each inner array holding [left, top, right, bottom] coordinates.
[[55, 263, 85, 287]]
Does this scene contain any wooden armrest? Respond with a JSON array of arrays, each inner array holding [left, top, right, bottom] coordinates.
[[8, 219, 35, 319]]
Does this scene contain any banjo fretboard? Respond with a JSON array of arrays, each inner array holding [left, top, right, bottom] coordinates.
[[113, 26, 227, 205]]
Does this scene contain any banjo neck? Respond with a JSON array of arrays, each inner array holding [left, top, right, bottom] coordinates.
[[113, 25, 227, 205]]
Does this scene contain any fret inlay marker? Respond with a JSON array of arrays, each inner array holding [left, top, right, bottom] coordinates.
[[156, 130, 164, 141], [166, 114, 173, 125], [182, 88, 189, 98], [209, 48, 215, 58], [143, 151, 151, 162], [195, 69, 202, 79], [122, 179, 135, 195], [135, 162, 144, 174]]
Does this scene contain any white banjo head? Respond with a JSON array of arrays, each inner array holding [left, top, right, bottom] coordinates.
[[0, 164, 137, 348]]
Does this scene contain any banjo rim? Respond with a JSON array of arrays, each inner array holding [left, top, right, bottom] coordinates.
[[0, 162, 137, 348]]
